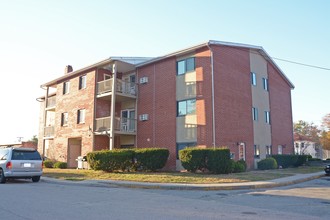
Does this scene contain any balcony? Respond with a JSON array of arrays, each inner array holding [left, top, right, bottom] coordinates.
[[46, 96, 56, 110], [44, 126, 55, 138], [95, 116, 136, 134], [97, 78, 137, 100]]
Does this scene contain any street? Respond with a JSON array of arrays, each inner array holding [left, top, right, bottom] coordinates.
[[0, 176, 329, 220]]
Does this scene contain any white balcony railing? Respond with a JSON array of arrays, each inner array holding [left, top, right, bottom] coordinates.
[[95, 116, 136, 133], [97, 78, 136, 96]]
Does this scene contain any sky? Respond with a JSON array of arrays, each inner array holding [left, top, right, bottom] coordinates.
[[0, 0, 329, 143]]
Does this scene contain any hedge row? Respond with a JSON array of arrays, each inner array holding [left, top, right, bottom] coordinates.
[[86, 148, 169, 172], [272, 154, 308, 168], [178, 148, 243, 174]]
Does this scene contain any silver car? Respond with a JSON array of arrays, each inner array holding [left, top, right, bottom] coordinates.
[[0, 147, 43, 183]]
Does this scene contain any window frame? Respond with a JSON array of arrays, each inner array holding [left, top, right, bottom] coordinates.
[[262, 78, 268, 91], [251, 72, 257, 86], [61, 112, 68, 126], [176, 57, 195, 75], [265, 111, 271, 124], [63, 81, 70, 95], [77, 109, 86, 124], [79, 75, 87, 90], [266, 145, 272, 157], [252, 107, 258, 121], [254, 145, 260, 158], [177, 99, 196, 116]]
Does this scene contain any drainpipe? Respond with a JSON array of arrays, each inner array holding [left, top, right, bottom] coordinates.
[[109, 63, 117, 150], [207, 43, 216, 148]]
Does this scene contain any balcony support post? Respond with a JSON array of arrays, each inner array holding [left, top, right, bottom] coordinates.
[[109, 63, 117, 150], [42, 86, 49, 159]]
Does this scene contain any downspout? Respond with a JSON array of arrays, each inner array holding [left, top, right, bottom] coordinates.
[[207, 43, 216, 148]]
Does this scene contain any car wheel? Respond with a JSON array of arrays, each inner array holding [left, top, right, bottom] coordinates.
[[32, 176, 41, 182], [0, 169, 6, 184]]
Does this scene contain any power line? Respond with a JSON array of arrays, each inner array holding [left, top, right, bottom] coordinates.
[[271, 57, 330, 71], [234, 46, 330, 71]]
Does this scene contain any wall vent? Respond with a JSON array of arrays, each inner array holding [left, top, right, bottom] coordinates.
[[139, 114, 149, 121], [139, 76, 148, 84]]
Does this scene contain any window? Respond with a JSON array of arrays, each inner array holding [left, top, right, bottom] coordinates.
[[266, 145, 272, 156], [176, 142, 196, 159], [254, 145, 260, 158], [177, 99, 196, 116], [79, 75, 87, 90], [61, 112, 68, 126], [252, 107, 258, 121], [262, 78, 268, 91], [177, 57, 195, 75], [251, 72, 257, 86], [77, 109, 86, 124], [278, 145, 283, 155], [63, 81, 70, 94], [265, 111, 270, 124]]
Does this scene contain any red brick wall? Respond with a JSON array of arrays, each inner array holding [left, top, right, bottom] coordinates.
[[52, 69, 96, 161], [212, 45, 255, 168], [268, 63, 294, 154], [137, 58, 177, 170]]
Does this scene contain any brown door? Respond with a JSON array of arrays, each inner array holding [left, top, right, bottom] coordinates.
[[68, 138, 82, 168]]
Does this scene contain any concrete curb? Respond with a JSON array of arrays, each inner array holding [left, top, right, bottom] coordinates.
[[41, 171, 326, 191]]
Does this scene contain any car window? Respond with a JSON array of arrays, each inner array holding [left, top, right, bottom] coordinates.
[[11, 150, 41, 160], [0, 149, 9, 160]]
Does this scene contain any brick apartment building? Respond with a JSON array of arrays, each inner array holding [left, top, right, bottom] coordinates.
[[37, 40, 294, 170]]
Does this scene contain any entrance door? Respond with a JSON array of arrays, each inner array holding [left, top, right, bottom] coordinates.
[[68, 138, 82, 168], [121, 109, 135, 132]]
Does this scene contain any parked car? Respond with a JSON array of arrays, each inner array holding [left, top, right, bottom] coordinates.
[[325, 164, 330, 176], [0, 147, 43, 183]]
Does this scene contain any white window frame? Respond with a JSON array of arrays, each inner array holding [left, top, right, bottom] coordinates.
[[252, 107, 258, 121], [265, 111, 270, 124], [77, 109, 86, 124], [63, 81, 70, 94], [251, 72, 257, 86], [262, 78, 268, 91], [61, 112, 68, 126], [79, 75, 87, 90]]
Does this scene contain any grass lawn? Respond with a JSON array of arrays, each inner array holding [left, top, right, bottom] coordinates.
[[42, 166, 324, 184]]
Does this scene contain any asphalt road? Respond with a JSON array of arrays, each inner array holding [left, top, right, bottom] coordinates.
[[1, 176, 329, 220]]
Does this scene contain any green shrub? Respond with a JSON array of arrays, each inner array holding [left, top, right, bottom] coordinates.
[[232, 160, 246, 173], [87, 148, 169, 172], [206, 148, 232, 174], [272, 154, 298, 168], [179, 148, 208, 172], [134, 148, 169, 171], [43, 160, 54, 168], [257, 158, 278, 170], [53, 162, 67, 169], [87, 150, 134, 172], [295, 155, 309, 166], [308, 158, 322, 161]]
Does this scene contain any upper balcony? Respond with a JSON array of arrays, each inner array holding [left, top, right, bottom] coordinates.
[[45, 96, 56, 111], [96, 78, 137, 101]]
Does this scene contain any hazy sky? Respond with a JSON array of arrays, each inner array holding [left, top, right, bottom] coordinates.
[[0, 0, 329, 143]]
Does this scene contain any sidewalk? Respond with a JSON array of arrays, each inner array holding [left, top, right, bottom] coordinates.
[[41, 171, 326, 190]]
